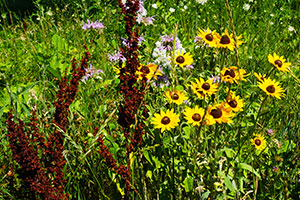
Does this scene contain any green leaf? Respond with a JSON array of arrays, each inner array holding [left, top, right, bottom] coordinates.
[[152, 156, 162, 169], [143, 150, 153, 165], [224, 176, 236, 194], [237, 163, 261, 179], [182, 126, 191, 139], [183, 176, 194, 192], [146, 170, 153, 181]]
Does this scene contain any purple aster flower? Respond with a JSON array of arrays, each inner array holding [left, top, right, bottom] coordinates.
[[137, 16, 155, 25], [184, 100, 190, 106], [211, 74, 221, 83], [186, 65, 194, 70], [138, 36, 145, 45], [82, 19, 92, 30], [154, 74, 169, 87], [121, 37, 130, 47], [91, 21, 105, 29], [159, 34, 180, 52], [108, 51, 126, 63], [82, 64, 103, 81], [82, 19, 105, 30], [267, 129, 274, 135], [194, 36, 202, 45]]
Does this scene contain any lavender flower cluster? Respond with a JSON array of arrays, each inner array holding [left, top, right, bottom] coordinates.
[[82, 19, 105, 30], [82, 64, 103, 81]]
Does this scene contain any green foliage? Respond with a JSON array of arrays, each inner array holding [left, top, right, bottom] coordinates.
[[0, 0, 300, 199]]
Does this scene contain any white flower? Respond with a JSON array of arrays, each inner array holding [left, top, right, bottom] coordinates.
[[270, 13, 274, 17], [270, 22, 274, 25], [288, 26, 295, 32], [196, 0, 208, 5], [152, 3, 158, 9], [243, 4, 250, 11], [249, 0, 253, 2], [169, 8, 175, 13], [152, 35, 185, 69]]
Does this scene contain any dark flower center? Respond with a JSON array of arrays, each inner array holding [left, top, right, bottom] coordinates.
[[255, 139, 261, 146], [266, 85, 275, 93], [211, 108, 222, 119], [192, 113, 201, 121], [161, 116, 171, 125], [171, 92, 179, 100], [224, 69, 236, 78], [141, 66, 150, 74], [220, 35, 230, 44], [205, 33, 213, 41], [274, 60, 282, 67], [202, 83, 211, 90], [176, 56, 185, 64], [228, 100, 237, 108]]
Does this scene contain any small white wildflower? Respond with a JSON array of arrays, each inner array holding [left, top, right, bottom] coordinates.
[[46, 10, 53, 16], [169, 8, 175, 13], [196, 0, 208, 5], [243, 4, 250, 11], [184, 5, 188, 10], [280, 7, 284, 11], [288, 26, 295, 32], [270, 13, 274, 17], [270, 22, 274, 25], [249, 0, 253, 2], [152, 3, 158, 9], [249, 56, 253, 59]]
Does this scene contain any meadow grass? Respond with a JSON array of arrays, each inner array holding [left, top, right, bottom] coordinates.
[[0, 0, 300, 199]]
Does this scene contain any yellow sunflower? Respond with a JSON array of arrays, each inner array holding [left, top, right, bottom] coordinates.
[[184, 106, 205, 126], [258, 77, 285, 99], [191, 78, 218, 99], [197, 28, 220, 48], [173, 50, 193, 68], [165, 88, 188, 105], [225, 92, 244, 112], [220, 66, 238, 83], [205, 103, 235, 126], [251, 133, 267, 151], [217, 29, 235, 51], [253, 72, 266, 83], [268, 53, 291, 73], [217, 29, 244, 51], [136, 63, 163, 81], [151, 109, 180, 133]]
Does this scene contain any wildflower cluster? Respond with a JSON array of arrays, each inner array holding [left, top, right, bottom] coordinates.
[[196, 28, 244, 50], [152, 34, 185, 68]]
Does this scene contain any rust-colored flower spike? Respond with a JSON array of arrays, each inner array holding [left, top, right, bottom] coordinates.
[[6, 50, 89, 200], [118, 0, 148, 152]]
